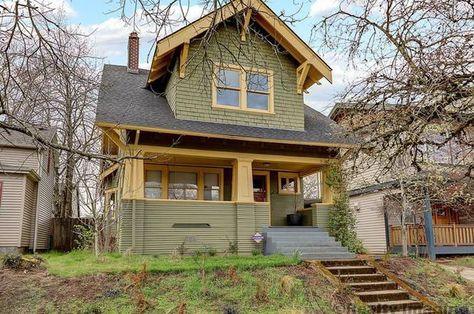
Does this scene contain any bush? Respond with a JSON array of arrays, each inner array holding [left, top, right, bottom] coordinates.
[[2, 253, 44, 270], [326, 164, 366, 254], [73, 224, 94, 250], [227, 240, 238, 255], [252, 248, 262, 256]]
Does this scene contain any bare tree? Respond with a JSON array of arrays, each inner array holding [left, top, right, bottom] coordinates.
[[313, 0, 473, 176]]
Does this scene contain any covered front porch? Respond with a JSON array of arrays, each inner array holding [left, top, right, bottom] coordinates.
[[113, 133, 337, 255]]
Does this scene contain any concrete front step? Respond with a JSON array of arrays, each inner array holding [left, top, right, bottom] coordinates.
[[267, 239, 339, 247], [277, 247, 350, 254], [301, 252, 356, 260], [348, 281, 398, 292], [327, 265, 377, 275], [263, 227, 324, 232], [337, 273, 387, 283], [355, 289, 410, 303], [367, 300, 425, 313], [266, 234, 331, 240]]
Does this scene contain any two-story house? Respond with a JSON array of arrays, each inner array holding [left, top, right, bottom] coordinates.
[[330, 103, 474, 257], [96, 0, 356, 258], [0, 128, 56, 253]]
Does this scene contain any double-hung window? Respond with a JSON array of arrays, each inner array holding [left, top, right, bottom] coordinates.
[[144, 170, 162, 199], [168, 171, 198, 200], [214, 64, 273, 113], [143, 166, 223, 201]]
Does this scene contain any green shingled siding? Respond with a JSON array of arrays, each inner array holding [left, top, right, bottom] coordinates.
[[167, 24, 305, 131], [119, 200, 270, 255], [165, 62, 178, 113]]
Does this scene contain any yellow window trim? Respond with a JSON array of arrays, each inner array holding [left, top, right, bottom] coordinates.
[[277, 171, 301, 195], [212, 63, 274, 114], [144, 164, 224, 201]]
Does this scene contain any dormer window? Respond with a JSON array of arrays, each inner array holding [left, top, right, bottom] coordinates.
[[213, 64, 274, 113]]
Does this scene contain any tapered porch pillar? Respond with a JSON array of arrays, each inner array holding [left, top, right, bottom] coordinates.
[[232, 158, 254, 202], [321, 167, 334, 204]]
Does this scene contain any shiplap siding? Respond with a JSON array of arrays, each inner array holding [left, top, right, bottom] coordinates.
[[35, 150, 55, 249], [0, 147, 38, 171], [0, 174, 25, 247], [21, 177, 37, 247], [351, 192, 387, 254], [120, 200, 270, 255]]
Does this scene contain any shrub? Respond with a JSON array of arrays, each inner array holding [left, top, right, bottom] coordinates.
[[2, 253, 22, 269], [326, 164, 366, 254], [251, 248, 262, 256], [227, 240, 238, 255], [73, 224, 94, 250], [2, 253, 44, 270]]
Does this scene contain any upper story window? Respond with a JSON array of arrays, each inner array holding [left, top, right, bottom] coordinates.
[[213, 64, 273, 113]]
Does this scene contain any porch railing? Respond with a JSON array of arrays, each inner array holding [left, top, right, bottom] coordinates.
[[390, 224, 474, 247]]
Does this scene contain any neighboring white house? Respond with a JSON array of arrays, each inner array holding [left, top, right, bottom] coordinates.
[[0, 128, 56, 253], [330, 104, 474, 256]]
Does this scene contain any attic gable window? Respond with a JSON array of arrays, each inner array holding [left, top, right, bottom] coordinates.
[[213, 64, 273, 113]]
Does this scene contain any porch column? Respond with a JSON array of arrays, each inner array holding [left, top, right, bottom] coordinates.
[[232, 158, 256, 255], [122, 150, 144, 199], [232, 158, 254, 202], [321, 167, 334, 204]]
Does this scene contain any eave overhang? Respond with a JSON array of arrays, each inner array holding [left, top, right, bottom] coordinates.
[[147, 0, 332, 90]]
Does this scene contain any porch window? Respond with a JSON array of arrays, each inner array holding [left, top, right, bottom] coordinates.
[[278, 172, 299, 194], [213, 64, 273, 113], [144, 170, 162, 199], [168, 171, 198, 200], [204, 173, 220, 201]]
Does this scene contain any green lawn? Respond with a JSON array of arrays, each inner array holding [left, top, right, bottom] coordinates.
[[448, 257, 474, 269], [40, 250, 301, 277], [2, 251, 361, 313]]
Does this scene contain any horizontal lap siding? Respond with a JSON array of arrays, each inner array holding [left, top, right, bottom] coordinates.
[[254, 203, 270, 232], [21, 177, 37, 247], [120, 200, 270, 255], [351, 192, 387, 254], [35, 150, 54, 249], [0, 147, 38, 171], [0, 174, 25, 247]]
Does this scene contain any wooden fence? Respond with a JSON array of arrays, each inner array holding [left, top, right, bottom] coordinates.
[[50, 218, 94, 251], [390, 224, 474, 247]]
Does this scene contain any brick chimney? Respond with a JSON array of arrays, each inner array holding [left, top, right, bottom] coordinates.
[[127, 32, 139, 74]]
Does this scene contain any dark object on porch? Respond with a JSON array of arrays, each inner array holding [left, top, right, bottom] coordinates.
[[287, 213, 304, 226], [50, 218, 94, 251]]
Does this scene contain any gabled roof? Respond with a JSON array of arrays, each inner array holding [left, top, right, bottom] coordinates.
[[96, 65, 355, 147], [0, 128, 56, 149], [148, 0, 332, 90]]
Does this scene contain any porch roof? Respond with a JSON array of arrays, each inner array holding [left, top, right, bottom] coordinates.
[[96, 65, 356, 148]]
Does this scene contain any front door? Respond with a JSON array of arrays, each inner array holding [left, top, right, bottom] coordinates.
[[253, 175, 268, 202]]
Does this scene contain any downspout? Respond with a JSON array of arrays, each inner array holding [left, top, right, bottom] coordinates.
[[32, 149, 44, 253]]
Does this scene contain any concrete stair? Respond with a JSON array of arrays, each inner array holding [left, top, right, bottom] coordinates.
[[263, 227, 355, 260], [321, 260, 435, 313]]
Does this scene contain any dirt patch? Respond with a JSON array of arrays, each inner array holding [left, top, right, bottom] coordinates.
[[0, 269, 125, 312], [381, 257, 474, 310]]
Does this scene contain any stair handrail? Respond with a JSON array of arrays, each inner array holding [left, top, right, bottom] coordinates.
[[365, 258, 441, 313]]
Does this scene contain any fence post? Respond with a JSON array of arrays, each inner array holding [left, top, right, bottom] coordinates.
[[453, 224, 457, 247], [423, 188, 436, 260]]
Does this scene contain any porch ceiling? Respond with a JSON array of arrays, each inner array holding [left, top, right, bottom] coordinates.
[[144, 152, 324, 174]]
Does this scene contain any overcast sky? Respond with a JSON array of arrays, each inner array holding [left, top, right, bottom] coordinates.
[[52, 0, 358, 115]]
